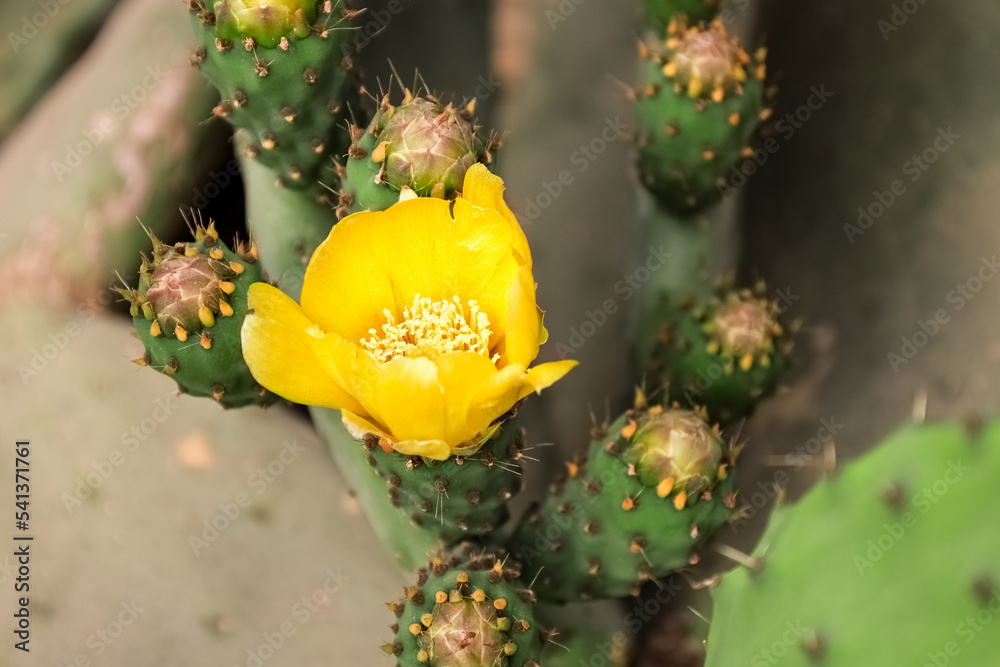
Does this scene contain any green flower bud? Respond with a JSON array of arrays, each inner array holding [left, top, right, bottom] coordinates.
[[419, 599, 506, 667], [624, 408, 723, 496], [212, 0, 315, 48], [146, 254, 222, 334]]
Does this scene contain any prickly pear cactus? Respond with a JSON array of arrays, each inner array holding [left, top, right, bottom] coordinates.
[[642, 0, 718, 36], [509, 400, 737, 602], [121, 222, 274, 408], [361, 426, 526, 545], [189, 0, 356, 202], [385, 552, 545, 667], [635, 18, 767, 216], [705, 419, 1000, 666], [340, 92, 496, 217], [644, 282, 794, 425]]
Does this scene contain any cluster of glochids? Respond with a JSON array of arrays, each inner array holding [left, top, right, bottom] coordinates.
[[645, 281, 797, 425], [337, 90, 500, 217], [120, 221, 274, 408], [362, 426, 528, 544], [385, 551, 547, 667], [508, 392, 738, 603], [189, 0, 360, 201], [635, 16, 770, 216], [704, 418, 1000, 666]]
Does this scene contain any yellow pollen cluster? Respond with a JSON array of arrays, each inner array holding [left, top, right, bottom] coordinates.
[[362, 295, 497, 363]]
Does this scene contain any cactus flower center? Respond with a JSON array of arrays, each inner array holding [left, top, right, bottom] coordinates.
[[362, 295, 498, 363]]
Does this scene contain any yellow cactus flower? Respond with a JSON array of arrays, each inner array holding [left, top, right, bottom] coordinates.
[[241, 164, 576, 460]]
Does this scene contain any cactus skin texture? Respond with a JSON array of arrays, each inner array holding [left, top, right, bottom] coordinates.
[[189, 0, 356, 203], [635, 18, 767, 216], [122, 222, 274, 408], [509, 401, 737, 603], [385, 552, 545, 667], [645, 281, 794, 426], [340, 93, 496, 217], [642, 0, 719, 36], [362, 426, 526, 546], [705, 419, 1000, 667]]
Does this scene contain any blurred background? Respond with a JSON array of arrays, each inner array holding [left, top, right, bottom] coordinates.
[[2, 0, 999, 664]]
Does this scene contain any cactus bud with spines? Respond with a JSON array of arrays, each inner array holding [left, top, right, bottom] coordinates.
[[645, 281, 794, 426], [635, 18, 768, 216], [641, 0, 719, 36], [121, 222, 275, 408], [340, 92, 496, 217], [508, 397, 737, 603], [624, 407, 723, 495], [386, 552, 545, 667], [189, 0, 358, 202]]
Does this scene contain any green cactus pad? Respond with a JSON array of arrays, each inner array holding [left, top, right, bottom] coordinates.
[[636, 18, 766, 216], [340, 93, 496, 217], [123, 223, 274, 408], [642, 0, 719, 35], [644, 282, 794, 426], [385, 552, 545, 667], [190, 0, 356, 202], [509, 405, 737, 603], [705, 419, 1000, 666], [361, 426, 525, 546]]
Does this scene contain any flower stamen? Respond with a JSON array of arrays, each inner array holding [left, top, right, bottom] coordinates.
[[362, 295, 498, 363]]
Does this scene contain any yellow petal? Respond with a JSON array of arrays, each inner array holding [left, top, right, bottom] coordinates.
[[388, 436, 452, 461], [498, 263, 544, 367], [434, 352, 505, 445], [241, 283, 365, 413], [302, 197, 521, 348], [305, 323, 386, 426], [466, 363, 531, 429], [341, 411, 452, 461], [372, 356, 447, 444], [518, 359, 579, 401], [460, 163, 531, 265]]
